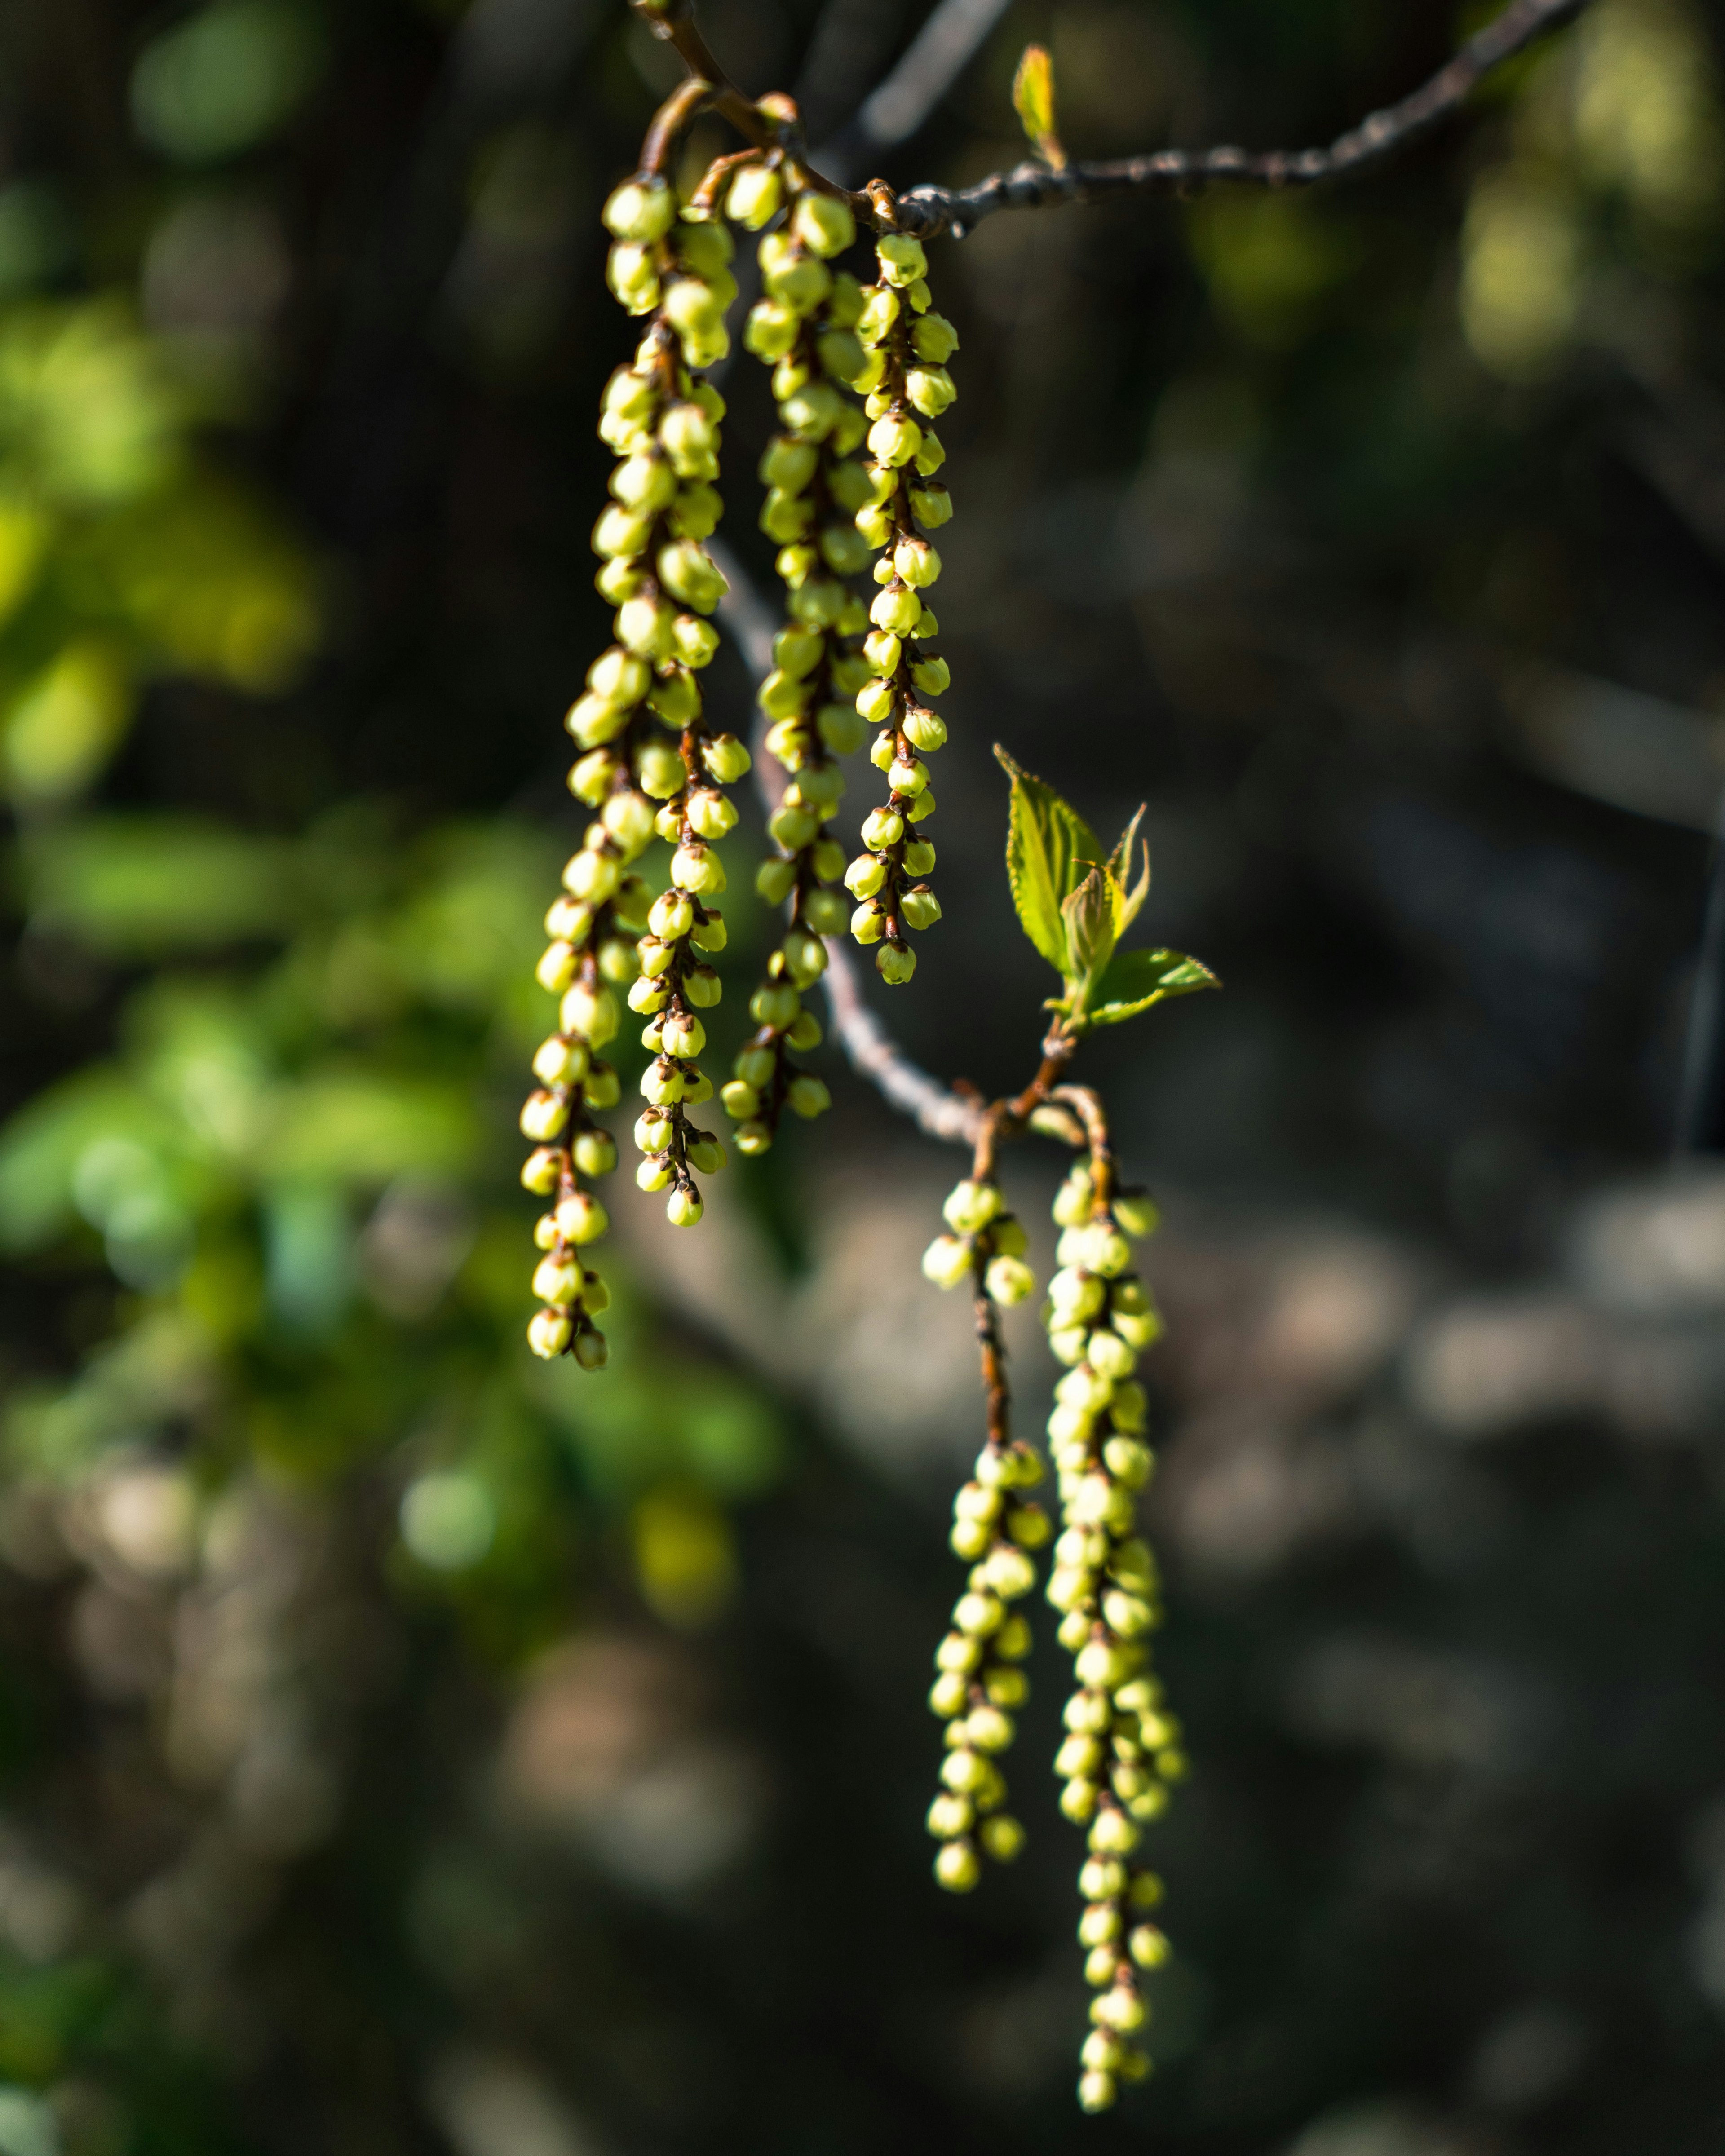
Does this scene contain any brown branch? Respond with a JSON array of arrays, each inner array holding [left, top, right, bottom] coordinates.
[[893, 0, 1590, 237], [635, 0, 1589, 237]]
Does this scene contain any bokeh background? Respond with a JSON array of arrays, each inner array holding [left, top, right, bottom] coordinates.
[[1, 0, 1724, 2150]]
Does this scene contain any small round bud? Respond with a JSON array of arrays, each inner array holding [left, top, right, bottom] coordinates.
[[1130, 1925, 1169, 1970], [572, 1327, 608, 1371], [869, 582, 922, 635], [942, 1180, 1000, 1234], [934, 1839, 981, 1893], [1061, 1776, 1100, 1824], [1089, 1807, 1141, 1857], [928, 1674, 970, 1722], [726, 161, 783, 229], [786, 1074, 831, 1120], [792, 192, 856, 257], [1112, 1190, 1160, 1238], [878, 941, 916, 984], [521, 1147, 562, 1196], [602, 177, 676, 242], [979, 1814, 1025, 1863], [1077, 2072, 1117, 2115], [573, 1129, 617, 1180], [875, 233, 928, 287], [527, 1307, 574, 1359], [985, 1254, 1035, 1306], [666, 1187, 704, 1228]]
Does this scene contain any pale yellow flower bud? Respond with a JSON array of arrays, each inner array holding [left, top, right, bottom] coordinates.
[[528, 1307, 574, 1359]]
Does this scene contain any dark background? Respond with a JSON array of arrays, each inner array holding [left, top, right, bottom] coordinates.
[[1, 1, 1725, 2152]]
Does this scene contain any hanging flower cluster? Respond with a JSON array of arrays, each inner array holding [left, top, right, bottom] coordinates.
[[843, 230, 957, 986], [1041, 1152, 1182, 2111], [521, 172, 744, 1359], [920, 1175, 1047, 1888], [723, 166, 876, 1151]]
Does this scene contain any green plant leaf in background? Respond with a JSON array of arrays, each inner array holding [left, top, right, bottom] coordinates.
[[1085, 945, 1219, 1025]]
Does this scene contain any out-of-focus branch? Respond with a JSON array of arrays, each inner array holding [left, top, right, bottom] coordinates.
[[817, 0, 1017, 182], [712, 539, 982, 1146], [892, 0, 1588, 236]]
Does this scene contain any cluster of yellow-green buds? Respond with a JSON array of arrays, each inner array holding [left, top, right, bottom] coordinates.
[[723, 166, 879, 1151], [920, 1174, 1051, 1890], [1040, 1156, 1181, 2109], [519, 174, 743, 1362], [843, 230, 957, 985], [595, 177, 748, 1230]]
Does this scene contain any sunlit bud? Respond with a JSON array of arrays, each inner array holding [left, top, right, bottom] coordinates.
[[929, 1674, 973, 1727], [861, 808, 905, 851], [1048, 1266, 1104, 1320], [719, 1080, 761, 1124], [588, 646, 651, 707], [984, 1254, 1035, 1306], [955, 1479, 1003, 1526], [1082, 2029, 1125, 2076], [769, 802, 822, 852], [712, 156, 777, 229], [934, 1839, 981, 1893], [527, 1306, 574, 1358], [885, 757, 925, 799], [605, 241, 659, 312], [1079, 1899, 1123, 1948], [544, 1190, 603, 1248], [672, 842, 725, 894], [680, 1135, 721, 1177], [1094, 1984, 1146, 2035], [1061, 1776, 1100, 1823], [989, 1613, 1029, 1665], [659, 1012, 704, 1060], [560, 850, 617, 907], [870, 582, 922, 635], [658, 540, 727, 614], [569, 753, 616, 810], [610, 454, 676, 519], [592, 494, 654, 560], [1101, 1589, 1154, 1640], [758, 857, 799, 907], [1088, 1330, 1136, 1382], [602, 176, 676, 242], [905, 365, 958, 420], [602, 364, 658, 424], [1103, 1437, 1153, 1489], [902, 308, 956, 362], [1112, 1190, 1160, 1240], [761, 484, 815, 543], [855, 285, 900, 344], [579, 1063, 619, 1111], [520, 1147, 562, 1196], [785, 191, 853, 258], [875, 232, 927, 286], [894, 893, 944, 949], [637, 1153, 673, 1193], [559, 981, 618, 1046], [893, 537, 941, 588], [853, 676, 894, 727], [782, 382, 845, 442], [595, 553, 645, 603], [532, 1252, 583, 1307], [659, 401, 719, 480], [748, 982, 799, 1031], [660, 1186, 701, 1228], [974, 1813, 1023, 1864], [1077, 2071, 1117, 2116], [643, 893, 691, 947], [982, 1546, 1036, 1601], [907, 433, 944, 485], [635, 1111, 674, 1156], [1006, 1504, 1050, 1550], [782, 1074, 829, 1122], [878, 941, 917, 984], [917, 1233, 972, 1291], [682, 963, 721, 1009], [953, 1588, 1004, 1637], [962, 1703, 1013, 1754], [535, 941, 578, 996], [939, 1180, 996, 1234], [867, 412, 922, 468], [596, 794, 654, 859], [520, 1089, 571, 1142], [907, 788, 936, 823], [1045, 1566, 1089, 1613], [1110, 1382, 1148, 1433], [573, 1130, 617, 1181], [531, 1035, 588, 1090], [639, 1059, 685, 1106]]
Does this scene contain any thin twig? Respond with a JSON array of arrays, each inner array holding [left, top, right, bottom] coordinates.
[[893, 0, 1588, 237], [636, 0, 1589, 237]]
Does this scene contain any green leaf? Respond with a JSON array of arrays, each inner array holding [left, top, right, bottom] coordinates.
[[995, 744, 1104, 976], [1085, 946, 1220, 1026], [1061, 863, 1121, 991], [1011, 45, 1066, 170], [1108, 803, 1152, 936]]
